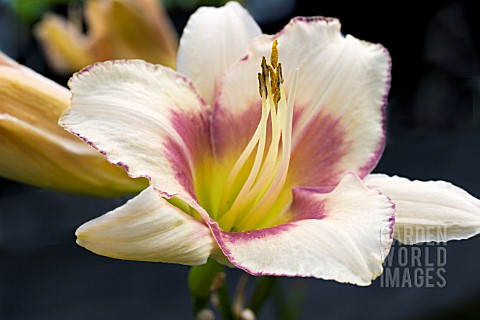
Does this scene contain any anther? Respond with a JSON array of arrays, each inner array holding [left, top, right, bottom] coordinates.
[[258, 73, 263, 97], [261, 57, 269, 81], [277, 63, 284, 84], [270, 40, 278, 69]]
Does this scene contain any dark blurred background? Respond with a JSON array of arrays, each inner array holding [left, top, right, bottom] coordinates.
[[1, 0, 479, 319]]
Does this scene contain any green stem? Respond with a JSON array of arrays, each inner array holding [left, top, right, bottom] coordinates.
[[217, 279, 235, 320], [188, 259, 224, 316], [272, 280, 307, 320], [248, 276, 278, 316]]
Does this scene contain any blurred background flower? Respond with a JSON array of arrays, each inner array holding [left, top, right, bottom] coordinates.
[[0, 51, 147, 196], [0, 0, 479, 319], [34, 0, 178, 74]]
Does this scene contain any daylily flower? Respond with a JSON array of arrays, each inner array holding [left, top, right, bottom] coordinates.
[[34, 0, 178, 75], [60, 2, 480, 285], [0, 51, 147, 196]]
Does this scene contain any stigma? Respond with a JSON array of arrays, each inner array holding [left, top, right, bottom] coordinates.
[[218, 40, 298, 232]]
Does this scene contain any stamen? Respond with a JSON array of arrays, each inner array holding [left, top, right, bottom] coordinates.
[[237, 68, 299, 230], [257, 73, 263, 97], [217, 101, 269, 216], [224, 95, 281, 229], [217, 40, 298, 231], [277, 63, 284, 85], [270, 40, 278, 69]]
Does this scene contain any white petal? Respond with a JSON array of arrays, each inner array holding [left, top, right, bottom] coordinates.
[[76, 187, 216, 265], [365, 174, 480, 244], [60, 60, 211, 201], [176, 2, 261, 106], [209, 175, 395, 285]]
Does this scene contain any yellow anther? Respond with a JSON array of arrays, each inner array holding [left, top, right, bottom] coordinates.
[[270, 40, 278, 69], [269, 67, 280, 105]]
